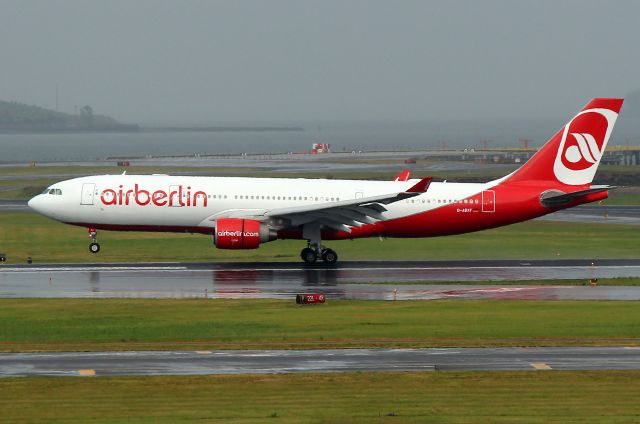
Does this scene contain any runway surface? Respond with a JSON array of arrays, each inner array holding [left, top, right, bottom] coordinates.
[[1, 259, 640, 300], [536, 204, 640, 225], [1, 347, 639, 376], [0, 199, 31, 211]]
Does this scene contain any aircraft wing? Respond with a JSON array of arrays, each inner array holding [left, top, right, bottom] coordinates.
[[262, 177, 431, 233], [201, 177, 432, 233]]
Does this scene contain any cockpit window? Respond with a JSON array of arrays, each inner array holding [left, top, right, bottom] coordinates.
[[43, 188, 62, 195]]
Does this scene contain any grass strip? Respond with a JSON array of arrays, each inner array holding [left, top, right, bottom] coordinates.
[[1, 299, 640, 352], [1, 371, 640, 423], [1, 212, 638, 264]]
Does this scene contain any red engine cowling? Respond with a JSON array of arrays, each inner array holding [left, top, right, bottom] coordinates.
[[214, 218, 275, 249]]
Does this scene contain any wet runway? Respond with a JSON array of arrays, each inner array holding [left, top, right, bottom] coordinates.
[[0, 199, 30, 211], [536, 204, 640, 225], [1, 259, 640, 300], [1, 347, 639, 377]]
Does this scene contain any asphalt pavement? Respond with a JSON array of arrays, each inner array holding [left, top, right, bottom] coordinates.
[[1, 347, 639, 377], [1, 259, 639, 299]]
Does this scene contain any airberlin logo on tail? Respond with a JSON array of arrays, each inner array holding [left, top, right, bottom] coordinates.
[[553, 108, 618, 185], [564, 133, 601, 166]]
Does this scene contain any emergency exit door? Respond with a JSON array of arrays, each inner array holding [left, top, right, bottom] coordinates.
[[80, 183, 95, 205], [481, 190, 495, 213]]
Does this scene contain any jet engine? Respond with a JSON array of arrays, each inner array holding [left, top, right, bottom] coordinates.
[[214, 218, 276, 249]]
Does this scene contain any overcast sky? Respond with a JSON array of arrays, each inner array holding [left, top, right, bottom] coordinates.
[[1, 0, 639, 123]]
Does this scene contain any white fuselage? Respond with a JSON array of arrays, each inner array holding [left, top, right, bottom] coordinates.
[[29, 174, 492, 230]]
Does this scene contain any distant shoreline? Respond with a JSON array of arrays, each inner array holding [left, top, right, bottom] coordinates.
[[0, 125, 304, 135], [144, 126, 304, 133]]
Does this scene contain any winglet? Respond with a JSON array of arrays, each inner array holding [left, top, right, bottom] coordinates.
[[406, 177, 432, 193], [393, 170, 411, 182]]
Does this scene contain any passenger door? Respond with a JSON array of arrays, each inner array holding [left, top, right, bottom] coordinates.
[[169, 185, 183, 207], [80, 183, 95, 205]]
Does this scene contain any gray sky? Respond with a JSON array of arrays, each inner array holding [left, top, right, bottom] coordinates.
[[1, 0, 639, 123]]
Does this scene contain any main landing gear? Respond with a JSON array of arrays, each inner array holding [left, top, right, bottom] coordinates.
[[300, 245, 338, 264], [300, 223, 338, 264], [88, 228, 100, 254]]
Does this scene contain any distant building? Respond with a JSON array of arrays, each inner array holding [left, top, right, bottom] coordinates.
[[311, 143, 331, 154]]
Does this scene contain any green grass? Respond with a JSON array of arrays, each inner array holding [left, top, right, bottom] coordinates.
[[0, 211, 638, 264], [2, 299, 640, 351], [604, 193, 640, 205], [1, 372, 640, 423]]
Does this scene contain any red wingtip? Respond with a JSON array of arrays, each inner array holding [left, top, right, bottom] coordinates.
[[406, 177, 432, 193]]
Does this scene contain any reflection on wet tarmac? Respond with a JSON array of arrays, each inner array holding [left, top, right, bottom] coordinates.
[[1, 260, 640, 300]]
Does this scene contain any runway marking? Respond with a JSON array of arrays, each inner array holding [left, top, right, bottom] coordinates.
[[531, 362, 552, 370], [78, 369, 96, 376], [196, 351, 212, 354]]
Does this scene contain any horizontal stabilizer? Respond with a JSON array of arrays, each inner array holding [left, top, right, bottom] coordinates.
[[540, 185, 612, 208]]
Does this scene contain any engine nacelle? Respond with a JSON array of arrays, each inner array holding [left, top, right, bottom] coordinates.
[[214, 218, 276, 249]]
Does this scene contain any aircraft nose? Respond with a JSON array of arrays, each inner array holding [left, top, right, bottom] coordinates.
[[28, 195, 41, 212]]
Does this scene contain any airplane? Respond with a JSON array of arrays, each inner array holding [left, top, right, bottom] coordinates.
[[28, 98, 623, 264]]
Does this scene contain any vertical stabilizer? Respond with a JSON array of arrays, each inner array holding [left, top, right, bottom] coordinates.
[[506, 98, 623, 187]]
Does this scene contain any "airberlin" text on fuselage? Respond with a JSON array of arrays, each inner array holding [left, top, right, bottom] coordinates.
[[100, 184, 208, 207]]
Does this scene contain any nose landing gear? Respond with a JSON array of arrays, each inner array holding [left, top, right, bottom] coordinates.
[[88, 228, 100, 254]]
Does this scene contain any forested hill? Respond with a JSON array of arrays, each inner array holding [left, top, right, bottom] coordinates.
[[0, 100, 138, 132]]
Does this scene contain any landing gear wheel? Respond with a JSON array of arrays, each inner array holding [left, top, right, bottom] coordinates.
[[300, 247, 318, 264], [89, 243, 101, 254], [321, 248, 338, 264]]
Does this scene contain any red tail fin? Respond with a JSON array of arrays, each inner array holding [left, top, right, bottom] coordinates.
[[393, 170, 411, 181], [506, 98, 623, 187]]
